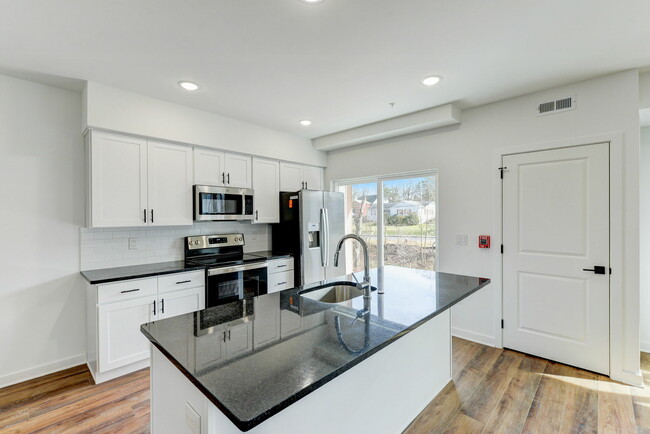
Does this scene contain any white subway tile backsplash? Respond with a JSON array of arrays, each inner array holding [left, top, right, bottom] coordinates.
[[80, 221, 271, 270]]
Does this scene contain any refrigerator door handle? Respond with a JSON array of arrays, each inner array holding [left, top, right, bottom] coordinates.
[[320, 208, 327, 267], [324, 208, 330, 267]]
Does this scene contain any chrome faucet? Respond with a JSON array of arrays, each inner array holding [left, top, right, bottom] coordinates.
[[333, 234, 371, 297]]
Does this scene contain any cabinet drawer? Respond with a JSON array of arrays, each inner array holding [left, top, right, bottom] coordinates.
[[268, 257, 294, 274], [158, 270, 205, 294], [97, 278, 157, 304], [268, 271, 294, 294]]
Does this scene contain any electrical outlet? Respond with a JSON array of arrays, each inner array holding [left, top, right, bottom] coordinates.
[[128, 238, 138, 250], [185, 402, 201, 434], [456, 234, 467, 246]]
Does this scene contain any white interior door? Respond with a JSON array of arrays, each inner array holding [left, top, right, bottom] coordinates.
[[502, 142, 609, 374]]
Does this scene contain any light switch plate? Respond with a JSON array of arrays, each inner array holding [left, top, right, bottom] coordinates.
[[185, 402, 201, 434], [456, 234, 468, 246]]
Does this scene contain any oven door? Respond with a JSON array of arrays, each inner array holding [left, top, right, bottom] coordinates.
[[194, 185, 253, 221], [206, 262, 268, 308]]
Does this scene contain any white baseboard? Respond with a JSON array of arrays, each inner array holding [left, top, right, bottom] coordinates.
[[452, 327, 496, 347], [0, 353, 87, 389], [641, 341, 650, 354]]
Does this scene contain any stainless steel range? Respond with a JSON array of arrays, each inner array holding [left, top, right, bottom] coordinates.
[[185, 233, 268, 308]]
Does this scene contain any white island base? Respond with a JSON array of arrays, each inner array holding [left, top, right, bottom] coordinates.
[[150, 310, 451, 434]]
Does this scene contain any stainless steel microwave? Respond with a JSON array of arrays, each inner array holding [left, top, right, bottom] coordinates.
[[193, 185, 254, 221]]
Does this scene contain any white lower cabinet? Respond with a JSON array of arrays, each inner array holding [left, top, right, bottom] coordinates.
[[267, 257, 295, 294], [194, 322, 253, 371], [87, 270, 205, 383], [253, 293, 281, 348], [98, 295, 157, 373]]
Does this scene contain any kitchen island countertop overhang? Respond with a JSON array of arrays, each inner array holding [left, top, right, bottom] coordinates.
[[141, 265, 490, 432]]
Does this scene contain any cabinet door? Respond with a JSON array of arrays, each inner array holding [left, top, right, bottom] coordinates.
[[90, 131, 148, 227], [280, 309, 302, 338], [159, 286, 205, 319], [148, 141, 194, 226], [302, 166, 324, 191], [224, 153, 252, 188], [195, 330, 226, 372], [252, 157, 280, 224], [226, 322, 253, 358], [253, 294, 280, 348], [279, 162, 304, 192], [98, 295, 156, 372], [194, 148, 225, 186]]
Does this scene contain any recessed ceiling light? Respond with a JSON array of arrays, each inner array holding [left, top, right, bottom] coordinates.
[[299, 120, 312, 126], [178, 81, 199, 91], [421, 76, 441, 86], [299, 0, 324, 4]]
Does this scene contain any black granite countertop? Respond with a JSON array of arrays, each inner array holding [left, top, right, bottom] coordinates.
[[80, 251, 293, 285], [80, 261, 206, 284], [140, 266, 490, 432]]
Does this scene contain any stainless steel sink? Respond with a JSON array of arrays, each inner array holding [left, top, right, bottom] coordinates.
[[300, 282, 369, 304]]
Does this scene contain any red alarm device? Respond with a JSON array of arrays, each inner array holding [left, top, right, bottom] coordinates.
[[478, 235, 490, 248]]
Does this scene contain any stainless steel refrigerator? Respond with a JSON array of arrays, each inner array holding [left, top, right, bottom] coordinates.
[[272, 190, 346, 286]]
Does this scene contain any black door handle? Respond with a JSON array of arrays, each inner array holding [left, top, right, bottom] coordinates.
[[583, 266, 606, 275], [227, 173, 230, 184], [222, 172, 225, 184]]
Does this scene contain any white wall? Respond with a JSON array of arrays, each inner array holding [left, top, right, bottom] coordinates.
[[84, 82, 327, 167], [81, 222, 271, 271], [0, 74, 86, 387], [640, 127, 650, 352], [326, 70, 641, 381]]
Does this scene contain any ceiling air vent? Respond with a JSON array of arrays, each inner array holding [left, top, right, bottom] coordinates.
[[536, 95, 576, 116]]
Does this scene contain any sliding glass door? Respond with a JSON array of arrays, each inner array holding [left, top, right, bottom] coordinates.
[[335, 172, 437, 273]]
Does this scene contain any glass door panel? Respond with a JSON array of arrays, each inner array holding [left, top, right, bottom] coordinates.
[[381, 175, 437, 271], [337, 182, 378, 273]]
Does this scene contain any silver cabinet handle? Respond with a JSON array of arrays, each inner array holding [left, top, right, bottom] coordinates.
[[227, 173, 230, 184], [222, 172, 225, 184], [153, 300, 156, 316], [277, 264, 286, 268], [151, 209, 154, 223], [121, 288, 140, 294], [255, 210, 259, 221], [228, 329, 231, 340], [176, 280, 191, 284], [161, 298, 165, 313], [305, 181, 308, 189], [143, 209, 147, 223], [223, 331, 227, 342], [278, 281, 287, 285]]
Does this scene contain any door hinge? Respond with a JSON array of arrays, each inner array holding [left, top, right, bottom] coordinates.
[[501, 319, 504, 329], [500, 244, 504, 254], [498, 166, 508, 179]]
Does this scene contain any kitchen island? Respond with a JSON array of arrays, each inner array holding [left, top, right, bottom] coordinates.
[[141, 266, 490, 433]]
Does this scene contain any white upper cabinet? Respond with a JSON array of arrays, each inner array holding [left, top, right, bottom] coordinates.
[[148, 141, 193, 226], [279, 162, 303, 192], [280, 162, 324, 191], [224, 153, 252, 189], [89, 131, 148, 227], [193, 148, 252, 189], [302, 165, 324, 191], [87, 131, 193, 228], [193, 148, 224, 186], [252, 157, 280, 224]]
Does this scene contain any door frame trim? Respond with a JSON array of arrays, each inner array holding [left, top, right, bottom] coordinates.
[[492, 132, 640, 386]]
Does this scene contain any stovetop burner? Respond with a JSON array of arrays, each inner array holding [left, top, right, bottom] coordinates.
[[185, 253, 266, 268]]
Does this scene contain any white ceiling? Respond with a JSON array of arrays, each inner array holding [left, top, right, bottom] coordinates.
[[2, 0, 650, 139]]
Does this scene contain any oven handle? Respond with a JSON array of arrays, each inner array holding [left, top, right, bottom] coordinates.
[[208, 262, 268, 276]]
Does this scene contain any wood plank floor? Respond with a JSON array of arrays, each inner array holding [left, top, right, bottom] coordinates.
[[0, 338, 648, 433], [405, 338, 650, 434]]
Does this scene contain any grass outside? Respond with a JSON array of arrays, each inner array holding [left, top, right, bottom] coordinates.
[[358, 222, 436, 237]]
